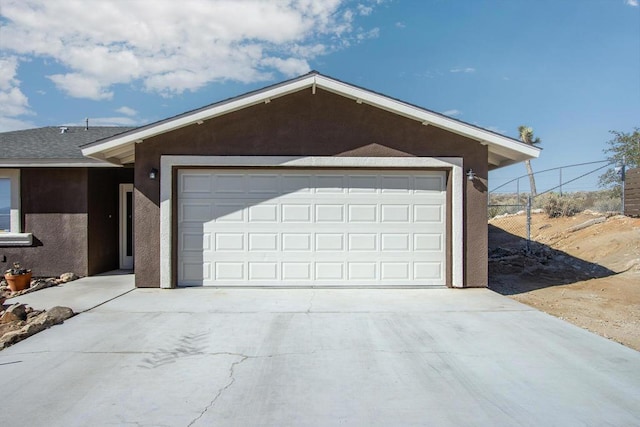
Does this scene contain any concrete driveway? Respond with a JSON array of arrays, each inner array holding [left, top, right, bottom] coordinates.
[[1, 281, 639, 426]]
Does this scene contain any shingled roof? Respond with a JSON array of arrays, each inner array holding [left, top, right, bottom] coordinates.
[[0, 126, 134, 166]]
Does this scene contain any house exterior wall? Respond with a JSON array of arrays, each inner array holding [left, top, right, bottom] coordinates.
[[0, 168, 89, 277], [134, 88, 488, 288], [87, 168, 134, 275], [0, 167, 133, 278]]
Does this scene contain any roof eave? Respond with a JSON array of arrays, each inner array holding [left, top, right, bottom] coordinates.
[[81, 72, 541, 166]]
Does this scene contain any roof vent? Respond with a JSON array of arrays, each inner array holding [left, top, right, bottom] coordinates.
[[59, 127, 69, 134]]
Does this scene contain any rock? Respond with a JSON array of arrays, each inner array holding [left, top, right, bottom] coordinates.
[[0, 304, 28, 323], [40, 306, 75, 327], [567, 217, 606, 233], [0, 306, 73, 350], [27, 278, 58, 293], [59, 272, 79, 283]]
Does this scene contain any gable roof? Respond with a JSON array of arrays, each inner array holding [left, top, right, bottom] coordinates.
[[81, 72, 540, 169], [0, 126, 134, 167]]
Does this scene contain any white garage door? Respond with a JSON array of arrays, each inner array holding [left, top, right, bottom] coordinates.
[[177, 169, 446, 287]]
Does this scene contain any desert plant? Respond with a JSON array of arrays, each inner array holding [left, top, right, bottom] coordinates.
[[5, 262, 29, 276], [538, 193, 582, 218]]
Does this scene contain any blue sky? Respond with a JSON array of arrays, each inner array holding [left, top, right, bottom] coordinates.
[[0, 0, 638, 193]]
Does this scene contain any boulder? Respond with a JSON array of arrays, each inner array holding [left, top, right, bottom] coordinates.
[[0, 303, 28, 324], [0, 306, 74, 349], [44, 306, 75, 324]]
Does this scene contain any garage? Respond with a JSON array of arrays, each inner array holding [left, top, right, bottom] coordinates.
[[82, 71, 541, 288], [177, 168, 447, 287]]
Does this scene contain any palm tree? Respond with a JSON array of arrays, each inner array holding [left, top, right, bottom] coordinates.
[[518, 125, 541, 197]]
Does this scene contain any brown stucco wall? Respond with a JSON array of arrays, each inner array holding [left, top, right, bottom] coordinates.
[[87, 168, 134, 275], [134, 88, 488, 288], [0, 167, 134, 278], [0, 168, 89, 277]]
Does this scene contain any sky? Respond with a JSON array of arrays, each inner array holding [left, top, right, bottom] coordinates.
[[0, 0, 638, 193]]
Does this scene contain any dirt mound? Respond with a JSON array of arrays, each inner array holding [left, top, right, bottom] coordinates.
[[489, 212, 640, 351]]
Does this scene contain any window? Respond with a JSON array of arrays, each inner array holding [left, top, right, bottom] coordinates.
[[0, 169, 31, 245], [0, 178, 9, 232]]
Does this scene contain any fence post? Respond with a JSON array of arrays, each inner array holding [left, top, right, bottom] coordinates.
[[621, 159, 626, 214], [526, 195, 532, 253], [559, 168, 563, 196]]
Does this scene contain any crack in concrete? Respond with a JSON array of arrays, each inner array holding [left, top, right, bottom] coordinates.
[[187, 355, 248, 427], [306, 290, 316, 314]]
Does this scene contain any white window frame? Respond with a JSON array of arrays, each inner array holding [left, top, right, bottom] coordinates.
[[0, 169, 32, 246]]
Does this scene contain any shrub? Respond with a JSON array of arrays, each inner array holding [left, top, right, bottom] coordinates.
[[538, 193, 582, 218], [591, 197, 621, 213]]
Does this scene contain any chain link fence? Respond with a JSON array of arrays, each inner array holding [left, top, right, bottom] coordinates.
[[489, 160, 622, 250]]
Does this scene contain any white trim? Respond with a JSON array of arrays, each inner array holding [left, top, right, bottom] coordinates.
[[0, 169, 32, 245], [81, 73, 541, 167], [83, 77, 314, 158], [119, 184, 134, 269], [0, 233, 32, 246], [160, 156, 464, 289]]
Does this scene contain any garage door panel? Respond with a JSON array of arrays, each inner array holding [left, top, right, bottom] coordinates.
[[316, 204, 344, 222], [180, 202, 211, 222], [348, 262, 377, 280], [248, 233, 278, 251], [380, 175, 411, 193], [414, 205, 443, 222], [215, 262, 244, 280], [381, 234, 410, 251], [316, 262, 344, 280], [348, 205, 377, 222], [282, 234, 311, 251], [316, 234, 344, 251], [315, 175, 346, 193], [178, 169, 446, 287], [381, 204, 410, 222], [282, 204, 311, 222], [282, 262, 311, 280], [381, 262, 410, 280], [248, 204, 278, 222], [214, 175, 245, 193], [213, 203, 245, 222]]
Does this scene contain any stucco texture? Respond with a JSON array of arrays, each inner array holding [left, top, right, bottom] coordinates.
[[0, 168, 133, 278], [134, 88, 488, 288]]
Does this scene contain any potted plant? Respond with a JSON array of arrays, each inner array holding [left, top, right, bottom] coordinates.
[[4, 262, 32, 292]]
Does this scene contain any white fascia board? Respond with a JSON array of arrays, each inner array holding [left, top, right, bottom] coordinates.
[[160, 155, 464, 288], [82, 72, 540, 164], [82, 76, 317, 158], [314, 75, 541, 160]]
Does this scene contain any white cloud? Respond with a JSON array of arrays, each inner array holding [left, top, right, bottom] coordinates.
[[48, 73, 114, 100], [357, 4, 373, 15], [0, 0, 382, 100], [450, 67, 476, 73], [395, 22, 406, 29], [357, 27, 380, 41], [0, 55, 34, 131], [442, 109, 462, 117], [0, 116, 34, 131], [625, 0, 638, 7], [116, 106, 138, 116]]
